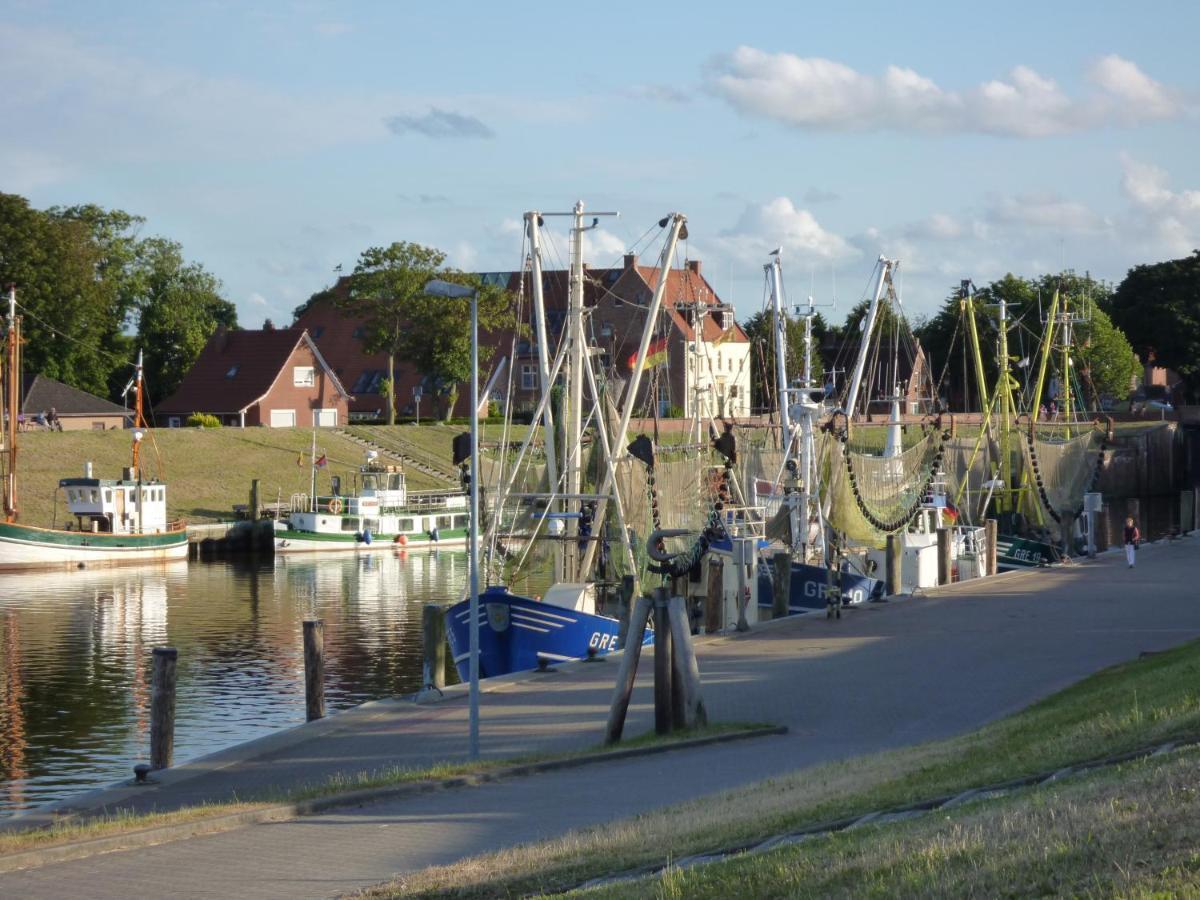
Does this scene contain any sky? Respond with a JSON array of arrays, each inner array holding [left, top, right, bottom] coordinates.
[[3, 0, 1198, 329]]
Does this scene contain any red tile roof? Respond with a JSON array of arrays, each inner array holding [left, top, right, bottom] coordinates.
[[157, 328, 348, 415]]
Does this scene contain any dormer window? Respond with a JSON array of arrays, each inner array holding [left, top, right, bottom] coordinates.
[[226, 365, 239, 378]]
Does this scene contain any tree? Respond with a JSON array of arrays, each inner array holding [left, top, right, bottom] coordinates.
[[1109, 252, 1200, 401], [134, 238, 237, 404], [742, 310, 826, 413], [340, 242, 510, 422]]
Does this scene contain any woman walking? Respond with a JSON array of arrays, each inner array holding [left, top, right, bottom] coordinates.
[[1124, 516, 1141, 568]]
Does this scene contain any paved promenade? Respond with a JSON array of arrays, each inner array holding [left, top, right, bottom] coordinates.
[[2, 538, 1199, 898]]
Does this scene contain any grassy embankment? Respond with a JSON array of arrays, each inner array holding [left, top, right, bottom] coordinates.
[[362, 639, 1200, 898], [11, 424, 521, 527]]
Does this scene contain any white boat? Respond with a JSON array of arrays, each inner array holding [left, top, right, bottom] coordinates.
[[0, 288, 188, 570], [274, 450, 469, 553]]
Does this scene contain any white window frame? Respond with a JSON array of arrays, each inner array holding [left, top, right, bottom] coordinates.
[[521, 364, 537, 390], [269, 409, 297, 428], [168, 416, 181, 428], [293, 366, 316, 387], [313, 408, 338, 428]]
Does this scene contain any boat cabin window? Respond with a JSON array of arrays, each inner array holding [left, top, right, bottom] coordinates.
[[437, 515, 453, 528], [104, 490, 112, 503], [362, 474, 378, 491], [398, 518, 414, 531], [341, 517, 360, 533], [454, 515, 467, 528]]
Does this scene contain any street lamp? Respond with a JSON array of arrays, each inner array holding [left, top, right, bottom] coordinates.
[[423, 278, 481, 760]]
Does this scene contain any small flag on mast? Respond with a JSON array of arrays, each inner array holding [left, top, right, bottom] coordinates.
[[315, 453, 328, 469], [296, 451, 304, 467]]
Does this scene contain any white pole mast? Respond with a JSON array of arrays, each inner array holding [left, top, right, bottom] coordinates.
[[525, 212, 560, 504], [843, 256, 894, 421], [767, 252, 791, 452], [565, 201, 586, 580]]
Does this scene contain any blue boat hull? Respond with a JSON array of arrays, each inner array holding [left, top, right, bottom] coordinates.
[[758, 561, 884, 614], [445, 586, 653, 680]]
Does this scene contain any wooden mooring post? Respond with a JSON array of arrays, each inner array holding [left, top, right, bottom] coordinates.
[[653, 588, 673, 736], [617, 574, 635, 649], [937, 528, 953, 585], [605, 593, 652, 744], [985, 519, 998, 576], [303, 619, 325, 722], [771, 550, 790, 620], [422, 604, 446, 691], [668, 595, 707, 728], [885, 533, 902, 596], [150, 647, 178, 771], [705, 557, 723, 633]]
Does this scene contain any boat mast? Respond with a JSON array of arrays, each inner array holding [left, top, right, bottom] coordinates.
[[565, 202, 586, 580], [309, 429, 318, 509], [131, 349, 146, 476], [3, 285, 18, 522], [766, 252, 791, 454], [842, 257, 895, 422], [524, 212, 560, 514]]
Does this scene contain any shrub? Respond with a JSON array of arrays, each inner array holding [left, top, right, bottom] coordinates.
[[666, 404, 685, 419], [186, 413, 222, 428]]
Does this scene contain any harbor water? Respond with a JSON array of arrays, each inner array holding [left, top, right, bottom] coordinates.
[[0, 550, 474, 818]]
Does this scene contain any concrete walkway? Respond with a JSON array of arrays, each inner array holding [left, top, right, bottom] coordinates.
[[2, 538, 1199, 898]]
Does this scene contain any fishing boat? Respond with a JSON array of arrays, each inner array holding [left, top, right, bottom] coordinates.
[[446, 203, 676, 678], [0, 288, 189, 570], [274, 447, 469, 553]]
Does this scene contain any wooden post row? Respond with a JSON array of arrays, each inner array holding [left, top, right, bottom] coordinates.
[[150, 647, 178, 771], [303, 619, 325, 722]]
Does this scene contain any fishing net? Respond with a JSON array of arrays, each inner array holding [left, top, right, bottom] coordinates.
[[1023, 430, 1101, 521]]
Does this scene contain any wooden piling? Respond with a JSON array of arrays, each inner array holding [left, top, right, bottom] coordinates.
[[422, 604, 446, 690], [771, 550, 790, 620], [605, 594, 652, 744], [885, 533, 902, 596], [937, 528, 952, 585], [705, 557, 723, 633], [667, 595, 707, 729], [250, 478, 261, 520], [985, 519, 998, 576], [653, 588, 673, 736], [617, 574, 635, 649], [150, 647, 178, 770], [303, 619, 325, 722]]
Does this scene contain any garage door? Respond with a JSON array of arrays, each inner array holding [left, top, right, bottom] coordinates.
[[314, 408, 338, 427], [269, 409, 296, 428]]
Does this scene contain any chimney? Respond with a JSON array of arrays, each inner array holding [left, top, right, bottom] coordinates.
[[687, 259, 702, 276], [623, 253, 638, 270]]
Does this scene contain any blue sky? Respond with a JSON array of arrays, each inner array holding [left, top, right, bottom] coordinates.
[[3, 1, 1197, 327]]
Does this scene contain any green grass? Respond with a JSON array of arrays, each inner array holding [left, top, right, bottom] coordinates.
[[577, 748, 1200, 898], [0, 723, 764, 858], [361, 639, 1200, 898]]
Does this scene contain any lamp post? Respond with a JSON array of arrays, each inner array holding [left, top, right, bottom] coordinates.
[[423, 278, 480, 759]]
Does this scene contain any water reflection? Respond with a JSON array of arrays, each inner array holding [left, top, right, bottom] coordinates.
[[0, 549, 467, 818]]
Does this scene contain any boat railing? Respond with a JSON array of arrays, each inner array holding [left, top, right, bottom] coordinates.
[[407, 489, 466, 509], [290, 492, 310, 513]]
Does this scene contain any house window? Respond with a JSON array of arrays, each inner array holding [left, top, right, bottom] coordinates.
[[293, 366, 316, 387], [310, 325, 325, 339], [91, 421, 105, 430], [521, 364, 537, 390], [729, 385, 739, 398], [226, 365, 239, 379], [600, 322, 613, 338], [168, 417, 181, 428]]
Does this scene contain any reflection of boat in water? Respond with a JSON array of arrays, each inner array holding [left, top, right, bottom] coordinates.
[[275, 449, 468, 553], [0, 293, 187, 571]]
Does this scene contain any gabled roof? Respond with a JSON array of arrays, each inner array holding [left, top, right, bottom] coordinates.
[[21, 374, 128, 417], [157, 327, 351, 415]]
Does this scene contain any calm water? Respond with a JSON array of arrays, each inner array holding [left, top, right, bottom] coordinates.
[[0, 550, 471, 818]]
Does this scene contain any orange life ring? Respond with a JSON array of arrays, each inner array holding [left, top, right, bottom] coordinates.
[[394, 534, 408, 545], [327, 497, 343, 515]]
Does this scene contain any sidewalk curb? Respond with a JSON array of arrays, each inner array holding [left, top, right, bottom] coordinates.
[[0, 725, 787, 875]]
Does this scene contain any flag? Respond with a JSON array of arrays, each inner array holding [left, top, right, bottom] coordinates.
[[943, 501, 959, 524], [315, 453, 328, 469], [296, 451, 303, 467], [627, 336, 669, 372]]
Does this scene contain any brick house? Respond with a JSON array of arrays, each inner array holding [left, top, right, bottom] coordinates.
[[293, 255, 751, 422], [157, 327, 351, 427]]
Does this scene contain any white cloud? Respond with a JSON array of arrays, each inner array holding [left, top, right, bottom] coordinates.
[[718, 197, 855, 264], [706, 47, 1183, 137], [986, 193, 1111, 234], [1120, 154, 1200, 256], [248, 292, 269, 306]]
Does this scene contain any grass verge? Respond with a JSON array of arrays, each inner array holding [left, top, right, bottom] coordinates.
[[358, 639, 1200, 898], [0, 722, 768, 858], [579, 746, 1200, 898]]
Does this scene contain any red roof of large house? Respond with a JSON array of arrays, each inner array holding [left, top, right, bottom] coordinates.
[[157, 327, 348, 415]]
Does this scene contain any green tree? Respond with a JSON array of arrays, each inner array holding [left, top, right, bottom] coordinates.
[[742, 310, 826, 412], [1108, 252, 1200, 401], [134, 238, 237, 404], [341, 242, 510, 422], [0, 194, 119, 396]]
